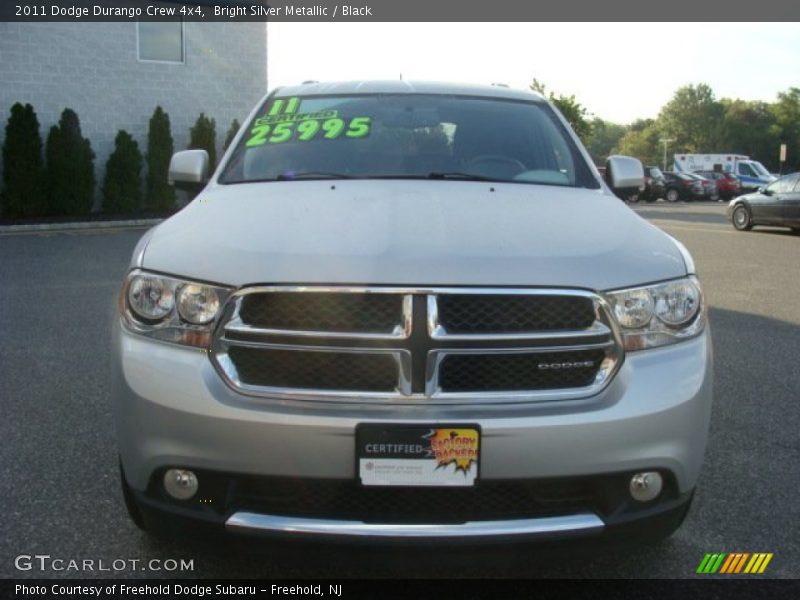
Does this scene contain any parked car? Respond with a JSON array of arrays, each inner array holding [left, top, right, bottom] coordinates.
[[641, 166, 666, 202], [684, 173, 719, 201], [114, 81, 712, 546], [696, 171, 741, 200], [663, 171, 705, 202], [727, 172, 800, 233]]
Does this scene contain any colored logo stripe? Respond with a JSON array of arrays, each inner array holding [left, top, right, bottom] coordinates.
[[697, 553, 726, 573], [697, 553, 773, 574], [720, 553, 749, 573]]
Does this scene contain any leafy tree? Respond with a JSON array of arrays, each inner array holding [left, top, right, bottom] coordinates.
[[614, 119, 663, 167], [530, 78, 593, 143], [188, 113, 217, 171], [45, 108, 95, 216], [586, 118, 627, 165], [1, 103, 46, 217], [657, 84, 723, 154], [770, 87, 800, 170], [103, 130, 143, 214], [718, 99, 778, 170], [145, 106, 176, 212], [223, 118, 241, 152]]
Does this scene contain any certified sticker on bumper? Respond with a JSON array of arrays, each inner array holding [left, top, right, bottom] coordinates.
[[357, 425, 480, 487]]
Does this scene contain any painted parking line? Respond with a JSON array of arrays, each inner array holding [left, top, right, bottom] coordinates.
[[648, 221, 735, 235]]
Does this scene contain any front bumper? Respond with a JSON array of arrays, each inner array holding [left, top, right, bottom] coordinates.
[[113, 324, 713, 540]]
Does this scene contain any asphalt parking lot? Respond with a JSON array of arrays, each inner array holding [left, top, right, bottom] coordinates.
[[1, 202, 798, 579]]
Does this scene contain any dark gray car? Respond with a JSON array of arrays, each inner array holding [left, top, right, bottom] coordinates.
[[728, 172, 800, 232]]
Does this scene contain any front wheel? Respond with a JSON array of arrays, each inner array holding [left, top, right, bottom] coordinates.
[[666, 188, 680, 203], [732, 204, 753, 231]]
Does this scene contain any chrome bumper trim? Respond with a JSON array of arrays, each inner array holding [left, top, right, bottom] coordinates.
[[225, 511, 604, 539]]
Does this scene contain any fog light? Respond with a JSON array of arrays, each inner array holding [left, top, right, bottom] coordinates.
[[629, 471, 663, 502], [163, 469, 198, 500]]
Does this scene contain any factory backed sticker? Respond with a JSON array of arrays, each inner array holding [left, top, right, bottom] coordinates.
[[356, 425, 480, 487]]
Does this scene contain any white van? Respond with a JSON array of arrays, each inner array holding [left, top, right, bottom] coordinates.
[[674, 153, 775, 192]]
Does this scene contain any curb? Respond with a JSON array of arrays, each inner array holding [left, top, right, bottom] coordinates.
[[0, 218, 163, 233]]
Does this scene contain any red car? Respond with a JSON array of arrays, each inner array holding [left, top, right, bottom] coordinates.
[[696, 171, 742, 200]]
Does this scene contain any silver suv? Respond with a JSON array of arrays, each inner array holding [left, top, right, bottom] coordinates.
[[113, 81, 712, 544]]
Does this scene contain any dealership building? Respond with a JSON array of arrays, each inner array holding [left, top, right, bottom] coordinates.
[[0, 20, 267, 206]]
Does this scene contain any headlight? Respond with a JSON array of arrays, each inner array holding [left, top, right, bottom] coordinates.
[[177, 284, 220, 325], [119, 270, 232, 347], [128, 275, 175, 320], [606, 276, 705, 351]]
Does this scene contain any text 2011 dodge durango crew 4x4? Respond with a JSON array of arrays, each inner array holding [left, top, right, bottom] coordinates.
[[113, 81, 712, 544]]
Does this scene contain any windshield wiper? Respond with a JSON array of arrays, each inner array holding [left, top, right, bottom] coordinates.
[[276, 171, 354, 181], [425, 172, 502, 182]]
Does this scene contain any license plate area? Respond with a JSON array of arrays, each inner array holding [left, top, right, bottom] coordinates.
[[356, 424, 480, 487]]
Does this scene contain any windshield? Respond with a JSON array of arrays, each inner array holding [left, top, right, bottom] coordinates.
[[220, 93, 599, 188], [750, 161, 771, 178]]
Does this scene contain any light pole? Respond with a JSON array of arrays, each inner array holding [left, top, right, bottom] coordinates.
[[660, 138, 675, 172]]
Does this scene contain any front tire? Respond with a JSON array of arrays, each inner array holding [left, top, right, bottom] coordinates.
[[732, 204, 753, 231], [666, 188, 679, 203]]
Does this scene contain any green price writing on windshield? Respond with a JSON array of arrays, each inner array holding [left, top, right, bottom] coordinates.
[[245, 116, 371, 147]]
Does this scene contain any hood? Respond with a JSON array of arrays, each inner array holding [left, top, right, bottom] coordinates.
[[140, 180, 687, 291]]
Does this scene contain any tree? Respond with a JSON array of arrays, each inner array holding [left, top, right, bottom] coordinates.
[[586, 118, 627, 165], [530, 78, 593, 142], [45, 108, 95, 216], [188, 113, 217, 171], [1, 103, 46, 217], [103, 130, 143, 214], [719, 99, 778, 170], [145, 106, 176, 212], [657, 84, 723, 154], [614, 119, 662, 167], [223, 118, 241, 152], [770, 88, 800, 170]]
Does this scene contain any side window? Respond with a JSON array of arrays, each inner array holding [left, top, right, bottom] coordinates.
[[137, 22, 184, 63], [738, 163, 755, 177]]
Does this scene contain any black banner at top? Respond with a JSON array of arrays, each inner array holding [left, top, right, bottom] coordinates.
[[2, 0, 800, 22]]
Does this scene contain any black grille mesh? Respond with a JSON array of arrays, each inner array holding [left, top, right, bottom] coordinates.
[[236, 477, 601, 523], [439, 350, 606, 392], [239, 292, 403, 333], [437, 294, 596, 334], [228, 346, 398, 392]]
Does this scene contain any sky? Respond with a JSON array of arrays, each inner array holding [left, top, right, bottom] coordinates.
[[267, 22, 800, 124]]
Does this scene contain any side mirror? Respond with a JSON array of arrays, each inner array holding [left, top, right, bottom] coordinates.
[[759, 186, 770, 195], [168, 150, 210, 192], [605, 155, 645, 197]]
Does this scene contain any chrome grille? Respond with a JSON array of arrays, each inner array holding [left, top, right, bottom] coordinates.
[[238, 291, 408, 336], [435, 294, 596, 334], [211, 286, 623, 404], [438, 349, 607, 393], [227, 346, 401, 393]]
